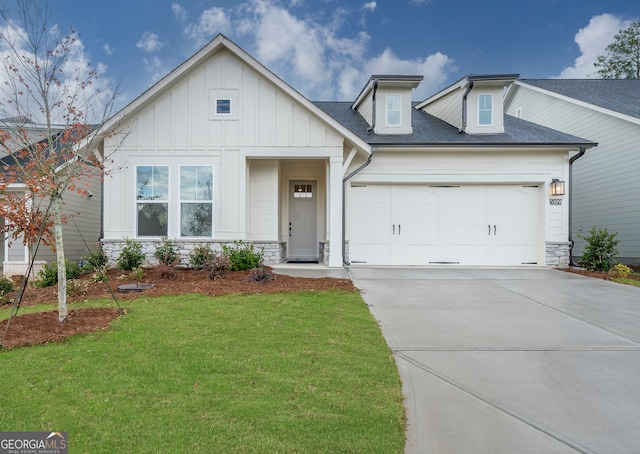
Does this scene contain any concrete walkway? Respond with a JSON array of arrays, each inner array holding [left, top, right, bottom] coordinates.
[[348, 267, 640, 454]]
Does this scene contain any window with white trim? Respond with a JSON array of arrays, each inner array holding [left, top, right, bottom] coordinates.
[[180, 166, 213, 237], [386, 94, 401, 127], [215, 98, 232, 116], [136, 166, 169, 236], [478, 94, 493, 126]]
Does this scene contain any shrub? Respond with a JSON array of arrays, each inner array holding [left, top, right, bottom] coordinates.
[[129, 267, 145, 281], [35, 261, 81, 288], [82, 247, 109, 272], [189, 244, 215, 270], [117, 238, 145, 271], [155, 237, 180, 266], [0, 276, 14, 303], [208, 254, 230, 280], [577, 226, 620, 272], [67, 278, 89, 297], [246, 266, 274, 283], [222, 240, 263, 271], [612, 263, 633, 279]]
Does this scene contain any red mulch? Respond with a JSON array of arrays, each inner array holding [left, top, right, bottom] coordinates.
[[1, 267, 355, 351]]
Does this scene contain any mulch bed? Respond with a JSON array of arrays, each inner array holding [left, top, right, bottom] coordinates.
[[1, 267, 356, 351]]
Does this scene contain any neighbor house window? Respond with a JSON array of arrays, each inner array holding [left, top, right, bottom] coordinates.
[[180, 166, 213, 237], [215, 98, 231, 115], [136, 166, 169, 236], [478, 94, 493, 125], [386, 94, 401, 127]]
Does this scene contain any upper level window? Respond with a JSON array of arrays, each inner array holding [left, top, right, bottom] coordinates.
[[386, 94, 401, 127], [136, 165, 169, 237], [478, 94, 493, 126], [215, 98, 232, 115]]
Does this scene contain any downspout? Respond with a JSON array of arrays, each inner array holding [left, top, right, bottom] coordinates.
[[342, 146, 376, 266], [367, 79, 379, 133], [458, 80, 474, 133], [568, 146, 587, 266]]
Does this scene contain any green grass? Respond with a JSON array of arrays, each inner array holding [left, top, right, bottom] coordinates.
[[0, 291, 405, 453], [613, 276, 640, 287]]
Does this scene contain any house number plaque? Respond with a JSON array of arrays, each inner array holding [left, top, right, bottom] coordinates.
[[549, 198, 562, 206]]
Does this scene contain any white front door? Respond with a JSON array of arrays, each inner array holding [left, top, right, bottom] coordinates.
[[350, 184, 539, 266], [288, 180, 318, 261]]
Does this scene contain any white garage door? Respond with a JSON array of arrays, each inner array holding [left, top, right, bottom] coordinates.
[[349, 185, 539, 266]]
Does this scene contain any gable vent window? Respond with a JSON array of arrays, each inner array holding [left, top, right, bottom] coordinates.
[[478, 94, 493, 126], [386, 94, 401, 127], [215, 98, 232, 115]]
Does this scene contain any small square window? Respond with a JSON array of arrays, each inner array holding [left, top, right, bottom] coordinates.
[[216, 98, 231, 115]]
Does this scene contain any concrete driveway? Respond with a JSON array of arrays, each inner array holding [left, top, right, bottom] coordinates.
[[348, 267, 640, 454]]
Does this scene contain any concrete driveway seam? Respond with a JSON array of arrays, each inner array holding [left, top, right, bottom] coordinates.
[[396, 351, 598, 454], [481, 279, 640, 345]]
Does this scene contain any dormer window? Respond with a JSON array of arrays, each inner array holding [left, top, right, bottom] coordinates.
[[386, 94, 401, 127], [478, 94, 493, 126]]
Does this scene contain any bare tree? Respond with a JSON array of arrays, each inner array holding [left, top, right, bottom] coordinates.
[[0, 0, 121, 321], [594, 21, 640, 79]]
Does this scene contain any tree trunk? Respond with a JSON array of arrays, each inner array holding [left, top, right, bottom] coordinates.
[[52, 195, 68, 323]]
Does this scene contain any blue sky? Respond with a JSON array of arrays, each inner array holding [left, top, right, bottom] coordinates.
[[4, 0, 640, 107]]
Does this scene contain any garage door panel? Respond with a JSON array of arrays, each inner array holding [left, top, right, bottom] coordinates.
[[350, 184, 539, 266]]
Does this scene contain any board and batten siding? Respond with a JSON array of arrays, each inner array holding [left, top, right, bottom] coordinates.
[[506, 86, 640, 262], [103, 48, 343, 243]]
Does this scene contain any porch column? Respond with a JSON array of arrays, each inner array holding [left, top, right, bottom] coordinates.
[[328, 156, 343, 267]]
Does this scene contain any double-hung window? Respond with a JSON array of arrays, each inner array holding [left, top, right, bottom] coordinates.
[[386, 94, 401, 127], [180, 166, 213, 237], [478, 94, 493, 126], [136, 166, 169, 236]]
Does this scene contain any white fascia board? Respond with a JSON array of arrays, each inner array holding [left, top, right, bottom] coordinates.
[[515, 81, 640, 127]]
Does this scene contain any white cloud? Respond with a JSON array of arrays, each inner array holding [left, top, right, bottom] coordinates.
[[185, 7, 230, 46], [176, 0, 455, 100], [103, 43, 114, 55], [136, 32, 164, 53], [172, 3, 188, 23], [409, 0, 432, 5], [362, 2, 376, 12], [555, 13, 632, 78]]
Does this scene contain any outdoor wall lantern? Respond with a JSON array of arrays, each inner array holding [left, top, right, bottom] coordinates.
[[550, 179, 566, 196]]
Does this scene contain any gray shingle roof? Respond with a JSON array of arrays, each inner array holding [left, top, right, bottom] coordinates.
[[314, 102, 595, 147], [520, 79, 640, 119]]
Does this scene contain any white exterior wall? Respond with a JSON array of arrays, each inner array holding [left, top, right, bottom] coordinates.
[[506, 85, 640, 263], [345, 148, 572, 265], [102, 47, 346, 265]]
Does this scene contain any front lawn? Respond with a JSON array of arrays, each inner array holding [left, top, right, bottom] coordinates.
[[0, 291, 405, 453]]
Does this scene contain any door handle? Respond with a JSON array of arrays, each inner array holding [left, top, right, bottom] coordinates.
[[398, 224, 401, 235], [488, 224, 491, 235], [494, 225, 497, 235], [392, 224, 395, 235], [289, 222, 292, 237]]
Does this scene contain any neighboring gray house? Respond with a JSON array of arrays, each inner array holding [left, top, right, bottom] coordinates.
[[0, 121, 102, 277], [505, 80, 640, 265]]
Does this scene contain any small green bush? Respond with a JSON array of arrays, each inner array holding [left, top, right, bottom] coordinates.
[[222, 240, 263, 271], [35, 261, 81, 288], [0, 276, 14, 302], [155, 237, 180, 266], [83, 247, 109, 272], [577, 226, 620, 272], [129, 267, 145, 281], [117, 239, 146, 271], [189, 244, 215, 270]]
